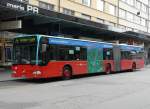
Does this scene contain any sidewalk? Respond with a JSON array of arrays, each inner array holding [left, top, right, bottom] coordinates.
[[0, 68, 12, 73], [145, 64, 150, 68], [0, 68, 13, 81]]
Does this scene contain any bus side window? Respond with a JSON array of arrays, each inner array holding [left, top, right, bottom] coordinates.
[[56, 45, 74, 61], [130, 51, 136, 59], [136, 51, 144, 59], [103, 48, 113, 60], [74, 46, 87, 60], [121, 51, 126, 59], [81, 47, 87, 60], [48, 44, 56, 61], [121, 51, 132, 59], [48, 45, 87, 61]]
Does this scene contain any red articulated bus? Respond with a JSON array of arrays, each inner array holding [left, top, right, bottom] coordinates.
[[119, 44, 145, 71], [11, 35, 145, 79]]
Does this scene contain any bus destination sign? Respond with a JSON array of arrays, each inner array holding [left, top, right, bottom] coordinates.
[[15, 37, 36, 44]]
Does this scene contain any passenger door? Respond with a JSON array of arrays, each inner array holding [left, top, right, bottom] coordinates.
[[113, 45, 121, 71], [87, 47, 103, 73]]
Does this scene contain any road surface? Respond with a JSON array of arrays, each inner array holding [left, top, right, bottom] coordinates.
[[0, 67, 150, 109]]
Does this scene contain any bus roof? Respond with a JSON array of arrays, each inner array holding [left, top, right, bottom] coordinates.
[[47, 36, 114, 48], [119, 44, 144, 51], [14, 34, 143, 49], [41, 35, 114, 47], [15, 34, 114, 48]]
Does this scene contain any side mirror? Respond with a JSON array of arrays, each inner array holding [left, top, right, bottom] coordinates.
[[42, 44, 47, 52]]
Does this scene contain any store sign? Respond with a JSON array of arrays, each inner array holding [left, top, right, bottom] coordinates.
[[0, 0, 39, 14], [27, 5, 39, 13], [6, 2, 25, 11], [6, 2, 39, 13]]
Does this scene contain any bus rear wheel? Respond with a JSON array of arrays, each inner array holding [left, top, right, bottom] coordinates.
[[62, 66, 72, 80], [131, 63, 136, 72], [105, 64, 111, 75]]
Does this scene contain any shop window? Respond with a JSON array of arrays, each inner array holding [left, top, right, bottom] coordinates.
[[0, 47, 2, 62], [148, 48, 150, 60], [5, 47, 12, 62]]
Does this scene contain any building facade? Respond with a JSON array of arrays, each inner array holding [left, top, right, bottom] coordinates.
[[27, 0, 149, 32], [0, 32, 16, 66], [25, 0, 149, 44]]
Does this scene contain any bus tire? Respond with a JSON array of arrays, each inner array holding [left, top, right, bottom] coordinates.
[[105, 63, 111, 75], [131, 63, 136, 72], [62, 66, 72, 80]]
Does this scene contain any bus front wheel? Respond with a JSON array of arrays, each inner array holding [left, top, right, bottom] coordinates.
[[62, 66, 72, 80]]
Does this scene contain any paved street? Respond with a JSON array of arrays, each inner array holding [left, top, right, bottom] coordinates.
[[0, 67, 150, 109]]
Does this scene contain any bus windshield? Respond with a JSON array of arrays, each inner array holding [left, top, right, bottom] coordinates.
[[13, 36, 37, 65], [13, 45, 37, 65]]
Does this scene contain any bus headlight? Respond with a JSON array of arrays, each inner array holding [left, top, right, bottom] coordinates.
[[12, 71, 16, 74], [33, 71, 41, 75]]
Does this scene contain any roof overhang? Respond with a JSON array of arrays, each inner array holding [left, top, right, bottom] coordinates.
[[0, 0, 150, 42]]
